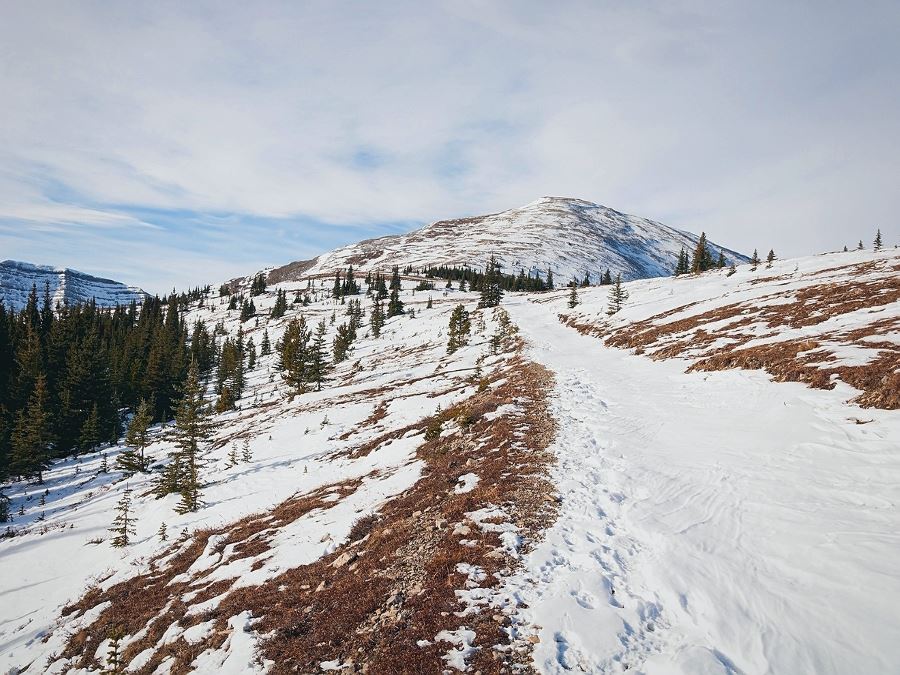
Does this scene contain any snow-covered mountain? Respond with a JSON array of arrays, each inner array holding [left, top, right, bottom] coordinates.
[[0, 260, 147, 310], [269, 196, 747, 284]]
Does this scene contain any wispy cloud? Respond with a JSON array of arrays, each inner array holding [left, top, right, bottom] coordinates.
[[1, 1, 898, 292]]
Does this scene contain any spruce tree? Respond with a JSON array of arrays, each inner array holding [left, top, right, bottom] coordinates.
[[750, 249, 760, 270], [370, 299, 385, 337], [568, 282, 578, 309], [226, 443, 239, 468], [309, 320, 328, 391], [607, 274, 629, 315], [387, 287, 405, 317], [717, 251, 726, 268], [332, 322, 356, 363], [546, 267, 554, 290], [118, 399, 153, 473], [478, 255, 504, 308], [446, 305, 471, 354], [602, 269, 612, 285], [79, 404, 101, 453], [426, 296, 433, 310], [246, 338, 257, 370], [158, 522, 168, 542], [766, 249, 776, 268], [165, 361, 212, 513], [691, 233, 714, 273], [241, 438, 252, 463], [10, 375, 54, 483], [858, 240, 864, 250], [109, 485, 136, 547], [260, 329, 271, 356], [874, 228, 883, 251]]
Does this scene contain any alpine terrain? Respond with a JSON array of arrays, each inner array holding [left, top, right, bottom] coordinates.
[[0, 205, 897, 675], [0, 260, 147, 311]]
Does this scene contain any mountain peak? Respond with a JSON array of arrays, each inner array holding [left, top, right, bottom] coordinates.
[[269, 197, 746, 284]]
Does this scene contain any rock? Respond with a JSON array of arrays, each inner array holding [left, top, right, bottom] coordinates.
[[332, 551, 358, 568], [453, 524, 471, 536], [527, 634, 540, 644]]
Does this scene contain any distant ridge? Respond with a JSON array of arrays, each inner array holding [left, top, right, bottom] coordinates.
[[0, 260, 147, 311]]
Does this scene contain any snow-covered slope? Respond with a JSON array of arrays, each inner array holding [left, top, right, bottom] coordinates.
[[0, 260, 147, 311], [269, 197, 747, 284], [1, 249, 898, 674]]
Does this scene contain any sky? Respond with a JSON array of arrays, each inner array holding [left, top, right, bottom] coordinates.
[[1, 1, 898, 294]]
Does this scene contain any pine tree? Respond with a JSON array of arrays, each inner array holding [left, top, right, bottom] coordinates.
[[370, 299, 385, 337], [109, 484, 136, 547], [674, 248, 689, 276], [105, 625, 124, 673], [165, 361, 212, 513], [260, 329, 271, 356], [478, 255, 503, 308], [727, 262, 737, 276], [426, 296, 433, 310], [79, 403, 102, 454], [240, 299, 256, 322], [157, 522, 167, 542], [279, 316, 311, 393], [246, 337, 257, 370], [602, 269, 612, 285], [10, 375, 54, 483], [389, 266, 401, 291], [750, 249, 760, 270], [387, 287, 404, 317], [241, 438, 252, 463], [607, 274, 629, 315], [568, 282, 578, 309], [858, 240, 864, 250], [226, 443, 239, 468], [691, 233, 714, 273], [766, 249, 776, 268], [874, 228, 883, 251], [446, 305, 471, 354], [333, 322, 356, 363], [99, 452, 108, 473], [717, 251, 726, 268], [546, 267, 554, 290], [309, 320, 328, 391]]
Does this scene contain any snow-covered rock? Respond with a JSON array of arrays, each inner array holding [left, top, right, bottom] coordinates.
[[0, 260, 147, 311], [268, 196, 747, 284]]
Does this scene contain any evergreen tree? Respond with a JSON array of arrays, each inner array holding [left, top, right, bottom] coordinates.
[[874, 228, 883, 251], [389, 266, 401, 291], [478, 255, 503, 308], [246, 337, 257, 370], [260, 329, 271, 356], [226, 443, 239, 468], [426, 296, 433, 310], [674, 248, 689, 276], [691, 232, 714, 273], [717, 251, 726, 268], [602, 269, 612, 285], [568, 282, 578, 309], [446, 305, 471, 354], [117, 399, 153, 473], [858, 240, 864, 250], [387, 287, 405, 317], [239, 298, 256, 322], [163, 361, 212, 513], [546, 267, 554, 290], [370, 299, 385, 337], [271, 289, 288, 319], [79, 404, 101, 453], [607, 274, 629, 315], [766, 249, 776, 268], [279, 316, 311, 393], [332, 322, 356, 363], [109, 484, 136, 547], [750, 249, 760, 269], [157, 522, 167, 541], [241, 438, 252, 463], [309, 320, 328, 391], [10, 375, 54, 483]]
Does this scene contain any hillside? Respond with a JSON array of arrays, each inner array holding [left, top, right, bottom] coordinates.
[[1, 249, 899, 673], [0, 260, 147, 311], [267, 197, 747, 285]]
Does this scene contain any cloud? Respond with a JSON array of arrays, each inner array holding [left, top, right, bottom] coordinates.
[[1, 0, 898, 291]]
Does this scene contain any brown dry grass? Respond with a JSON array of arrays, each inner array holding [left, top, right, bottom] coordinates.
[[57, 338, 558, 673]]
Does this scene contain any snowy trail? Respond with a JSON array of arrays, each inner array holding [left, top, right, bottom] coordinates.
[[505, 297, 900, 674]]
